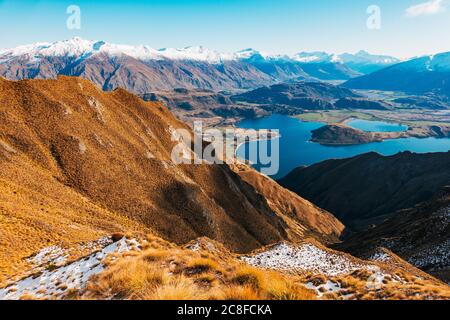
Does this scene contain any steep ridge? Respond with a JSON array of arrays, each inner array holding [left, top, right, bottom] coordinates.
[[278, 151, 450, 230], [0, 76, 343, 284], [232, 164, 344, 243], [337, 187, 450, 282]]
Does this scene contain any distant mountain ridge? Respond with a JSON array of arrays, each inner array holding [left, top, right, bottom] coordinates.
[[230, 82, 390, 112], [0, 38, 400, 92], [344, 51, 450, 96], [279, 151, 450, 230]]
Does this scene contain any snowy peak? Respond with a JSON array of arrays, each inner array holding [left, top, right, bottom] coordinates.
[[292, 50, 399, 66], [156, 46, 234, 63], [0, 38, 230, 63], [339, 50, 400, 65], [0, 37, 401, 66], [292, 51, 338, 63]]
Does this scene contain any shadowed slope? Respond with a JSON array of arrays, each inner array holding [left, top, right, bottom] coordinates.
[[279, 151, 450, 230]]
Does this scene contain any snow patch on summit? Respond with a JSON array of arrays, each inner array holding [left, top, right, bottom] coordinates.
[[241, 242, 363, 276]]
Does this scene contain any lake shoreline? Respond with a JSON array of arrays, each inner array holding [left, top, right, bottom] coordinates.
[[236, 114, 450, 179]]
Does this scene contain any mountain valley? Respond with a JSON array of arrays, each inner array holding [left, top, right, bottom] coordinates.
[[0, 37, 449, 301]]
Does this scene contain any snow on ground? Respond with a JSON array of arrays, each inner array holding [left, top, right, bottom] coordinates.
[[241, 242, 364, 276], [28, 246, 68, 268], [0, 237, 140, 300], [368, 250, 392, 263], [408, 239, 450, 269], [305, 280, 343, 298], [25, 236, 113, 276]]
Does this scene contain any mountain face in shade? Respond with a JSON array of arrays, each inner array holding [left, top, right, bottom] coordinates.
[[278, 151, 450, 230], [344, 52, 450, 96], [0, 38, 399, 93], [337, 187, 450, 283], [0, 76, 344, 282]]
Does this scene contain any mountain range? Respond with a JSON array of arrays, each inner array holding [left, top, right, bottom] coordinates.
[[0, 38, 400, 92], [344, 52, 450, 96]]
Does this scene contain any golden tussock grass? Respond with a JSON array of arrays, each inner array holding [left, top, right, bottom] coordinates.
[[84, 244, 316, 301]]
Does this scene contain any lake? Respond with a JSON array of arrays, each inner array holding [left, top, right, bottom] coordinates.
[[236, 114, 450, 180], [346, 119, 408, 132]]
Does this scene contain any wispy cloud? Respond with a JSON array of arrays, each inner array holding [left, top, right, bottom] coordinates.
[[406, 0, 446, 17]]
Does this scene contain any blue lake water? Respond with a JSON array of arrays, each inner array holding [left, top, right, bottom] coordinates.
[[346, 119, 408, 132], [236, 114, 450, 180]]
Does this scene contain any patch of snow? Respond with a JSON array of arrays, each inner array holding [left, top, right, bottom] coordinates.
[[241, 243, 363, 276], [0, 237, 140, 300], [28, 246, 68, 269], [368, 251, 392, 263], [186, 239, 216, 253], [292, 52, 334, 63], [306, 280, 343, 298], [408, 239, 450, 269]]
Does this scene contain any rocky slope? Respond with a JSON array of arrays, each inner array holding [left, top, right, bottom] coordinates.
[[278, 151, 450, 230], [337, 187, 450, 283], [0, 76, 344, 285]]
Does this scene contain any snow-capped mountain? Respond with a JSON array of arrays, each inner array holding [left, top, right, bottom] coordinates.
[[344, 51, 450, 95], [292, 52, 340, 63], [338, 50, 401, 74], [0, 37, 234, 63], [0, 37, 402, 92], [291, 50, 400, 74]]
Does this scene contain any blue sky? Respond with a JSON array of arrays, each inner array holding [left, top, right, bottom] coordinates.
[[0, 0, 449, 58]]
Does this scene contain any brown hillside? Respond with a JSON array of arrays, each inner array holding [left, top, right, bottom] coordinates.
[[233, 164, 344, 243], [0, 76, 343, 284]]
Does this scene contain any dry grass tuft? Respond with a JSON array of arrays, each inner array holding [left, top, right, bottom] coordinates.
[[217, 285, 262, 300], [231, 265, 266, 289], [186, 258, 221, 275], [144, 277, 200, 300], [83, 245, 316, 301]]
